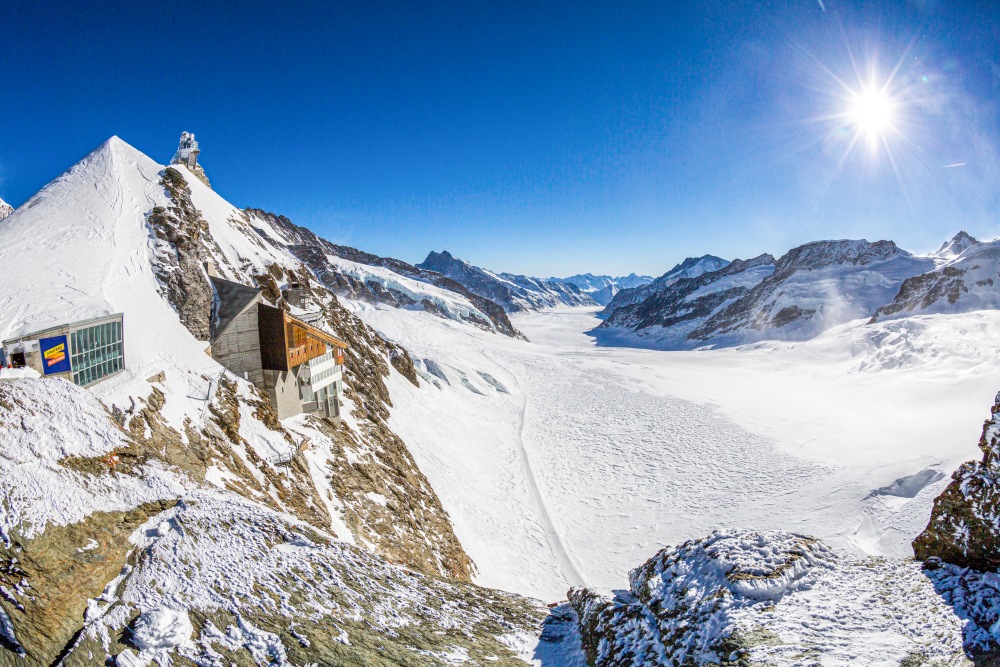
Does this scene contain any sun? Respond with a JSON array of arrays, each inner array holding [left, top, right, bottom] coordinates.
[[848, 86, 896, 139]]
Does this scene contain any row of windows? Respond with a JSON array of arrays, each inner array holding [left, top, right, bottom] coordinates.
[[70, 321, 124, 387], [72, 321, 121, 352], [73, 355, 123, 387]]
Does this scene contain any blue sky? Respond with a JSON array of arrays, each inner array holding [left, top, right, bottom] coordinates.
[[2, 1, 999, 277]]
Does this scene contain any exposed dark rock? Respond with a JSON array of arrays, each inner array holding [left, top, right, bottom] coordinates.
[[601, 255, 731, 317], [600, 254, 775, 332], [147, 168, 215, 340], [914, 391, 1000, 570]]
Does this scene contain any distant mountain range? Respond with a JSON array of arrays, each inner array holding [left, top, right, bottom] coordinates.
[[597, 233, 992, 348], [418, 250, 598, 312], [548, 273, 654, 305]]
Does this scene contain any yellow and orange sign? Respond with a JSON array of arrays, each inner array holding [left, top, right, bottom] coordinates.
[[44, 343, 66, 367]]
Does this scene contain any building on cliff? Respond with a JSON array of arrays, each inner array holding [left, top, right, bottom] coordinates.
[[170, 131, 212, 189], [1, 313, 125, 387], [208, 273, 346, 420]]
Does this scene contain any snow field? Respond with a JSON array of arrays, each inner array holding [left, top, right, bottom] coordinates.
[[357, 303, 1000, 602]]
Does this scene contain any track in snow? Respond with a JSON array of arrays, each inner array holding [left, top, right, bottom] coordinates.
[[515, 393, 587, 588]]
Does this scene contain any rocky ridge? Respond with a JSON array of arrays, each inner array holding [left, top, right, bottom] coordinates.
[[0, 198, 12, 222], [246, 209, 525, 339], [915, 390, 1000, 570], [871, 234, 1000, 324], [599, 254, 775, 335], [601, 255, 730, 316], [0, 379, 543, 666], [565, 529, 969, 666]]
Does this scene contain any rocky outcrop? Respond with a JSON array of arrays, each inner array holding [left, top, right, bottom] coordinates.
[[418, 250, 597, 312], [568, 529, 968, 666], [0, 198, 12, 222], [147, 167, 214, 340], [914, 391, 1000, 569], [253, 264, 476, 580], [0, 371, 505, 664]]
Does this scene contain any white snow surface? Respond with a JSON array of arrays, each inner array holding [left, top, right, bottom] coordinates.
[[0, 378, 184, 544], [130, 607, 193, 650], [351, 303, 1000, 601]]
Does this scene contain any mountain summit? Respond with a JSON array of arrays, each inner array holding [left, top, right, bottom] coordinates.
[[0, 197, 12, 221], [934, 230, 979, 259], [170, 131, 211, 188]]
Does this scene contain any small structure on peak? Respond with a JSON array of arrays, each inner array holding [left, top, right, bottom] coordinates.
[[170, 132, 212, 189]]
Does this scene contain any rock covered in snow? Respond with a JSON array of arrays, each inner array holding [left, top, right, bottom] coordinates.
[[568, 529, 968, 666], [915, 391, 1000, 570], [130, 607, 193, 650], [0, 197, 12, 221]]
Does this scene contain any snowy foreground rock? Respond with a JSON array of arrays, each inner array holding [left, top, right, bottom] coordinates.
[[0, 376, 543, 666], [566, 530, 973, 666]]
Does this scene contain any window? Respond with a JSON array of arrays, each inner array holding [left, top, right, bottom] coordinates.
[[71, 319, 124, 387]]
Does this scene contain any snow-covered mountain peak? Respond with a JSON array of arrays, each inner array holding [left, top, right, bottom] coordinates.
[[0, 197, 13, 221], [170, 130, 211, 188], [655, 254, 729, 285], [774, 239, 904, 275], [934, 230, 979, 259]]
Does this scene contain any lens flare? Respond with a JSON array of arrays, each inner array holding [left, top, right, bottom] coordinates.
[[848, 86, 895, 138]]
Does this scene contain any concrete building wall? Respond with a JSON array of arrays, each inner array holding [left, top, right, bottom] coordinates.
[[263, 367, 304, 420], [211, 306, 265, 387]]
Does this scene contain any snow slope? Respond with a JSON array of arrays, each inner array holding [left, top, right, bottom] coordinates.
[[873, 237, 1000, 323], [353, 304, 998, 602]]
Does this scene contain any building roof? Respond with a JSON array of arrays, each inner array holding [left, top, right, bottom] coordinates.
[[210, 276, 262, 341], [285, 313, 349, 349]]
